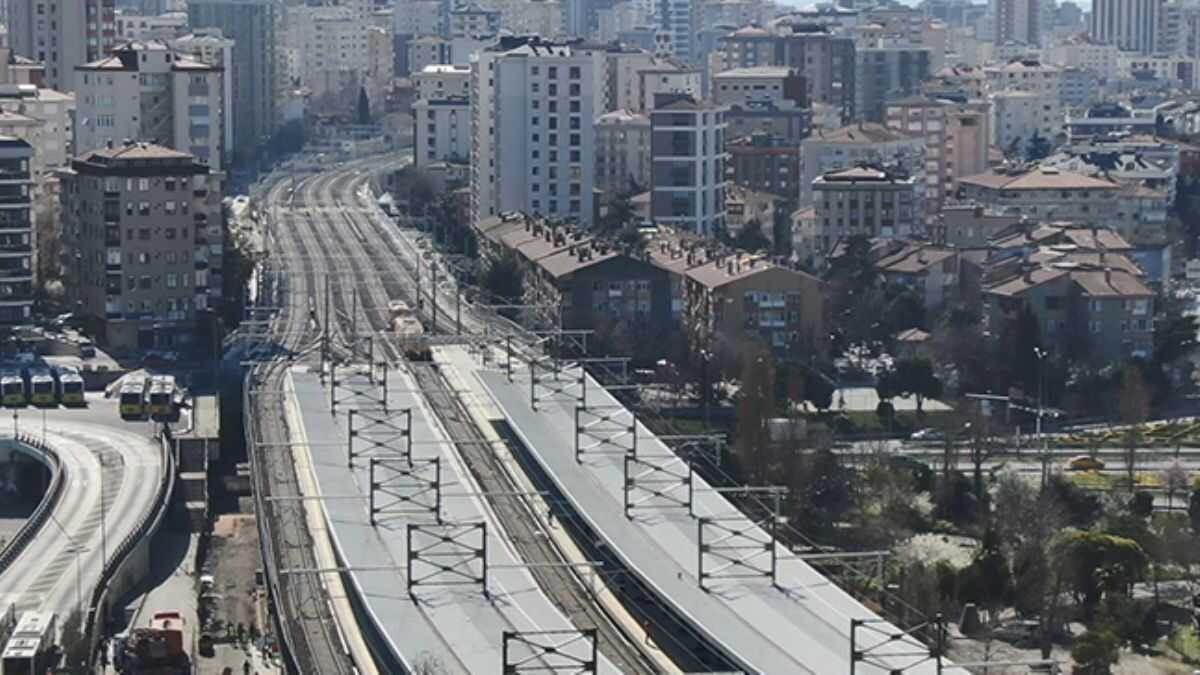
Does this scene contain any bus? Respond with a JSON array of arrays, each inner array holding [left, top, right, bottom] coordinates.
[[0, 611, 55, 675], [0, 372, 24, 407], [119, 376, 150, 419], [147, 375, 177, 419], [55, 367, 84, 406], [26, 370, 54, 406]]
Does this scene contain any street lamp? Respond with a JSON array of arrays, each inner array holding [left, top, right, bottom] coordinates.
[[1034, 347, 1049, 486]]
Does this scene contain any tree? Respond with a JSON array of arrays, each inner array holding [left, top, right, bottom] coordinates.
[[957, 527, 1012, 622], [598, 191, 635, 234], [732, 220, 771, 251], [805, 371, 835, 411], [482, 251, 524, 318], [734, 350, 775, 485], [1189, 488, 1200, 532], [1005, 304, 1043, 396], [1129, 491, 1155, 519], [1071, 629, 1120, 675], [1051, 529, 1147, 621], [1119, 365, 1150, 490], [356, 87, 371, 125], [1163, 461, 1189, 510], [892, 358, 943, 415], [1025, 130, 1053, 161]]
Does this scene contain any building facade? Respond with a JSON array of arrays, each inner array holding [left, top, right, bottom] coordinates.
[[806, 166, 923, 255], [0, 137, 33, 324], [650, 93, 728, 237], [470, 37, 605, 226], [60, 142, 222, 350], [75, 41, 226, 171], [188, 0, 280, 166], [1090, 0, 1162, 53], [8, 0, 116, 92], [414, 96, 469, 166], [886, 97, 990, 214], [798, 123, 926, 206], [595, 109, 651, 193]]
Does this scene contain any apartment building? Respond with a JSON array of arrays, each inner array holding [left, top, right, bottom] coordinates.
[[636, 65, 702, 115], [0, 85, 73, 170], [869, 239, 969, 312], [717, 25, 856, 123], [649, 93, 728, 237], [885, 96, 990, 214], [470, 37, 605, 226], [990, 89, 1062, 152], [75, 41, 225, 171], [476, 213, 673, 341], [932, 203, 1023, 247], [448, 3, 500, 38], [798, 123, 926, 206], [676, 250, 828, 355], [0, 137, 34, 325], [188, 0, 280, 166], [60, 142, 222, 350], [286, 5, 368, 100], [853, 43, 932, 123], [1045, 36, 1120, 80], [727, 132, 800, 198], [806, 166, 923, 256], [991, 0, 1044, 46], [595, 109, 650, 193], [957, 166, 1120, 226], [414, 97, 469, 166], [8, 0, 116, 92], [1090, 0, 1161, 53], [114, 9, 187, 41], [413, 64, 470, 100], [172, 30, 235, 161], [983, 256, 1154, 364]]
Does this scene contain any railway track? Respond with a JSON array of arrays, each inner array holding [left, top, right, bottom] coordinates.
[[313, 158, 661, 673], [245, 166, 358, 675]]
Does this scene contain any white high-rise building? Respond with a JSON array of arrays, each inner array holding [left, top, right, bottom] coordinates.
[[8, 0, 117, 92], [1090, 0, 1163, 53], [649, 92, 727, 237], [471, 36, 605, 226], [75, 41, 226, 171], [287, 5, 369, 100]]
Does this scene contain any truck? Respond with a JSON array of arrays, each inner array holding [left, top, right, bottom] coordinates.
[[114, 610, 191, 674]]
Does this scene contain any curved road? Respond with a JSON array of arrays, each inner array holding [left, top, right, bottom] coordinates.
[[0, 402, 164, 623]]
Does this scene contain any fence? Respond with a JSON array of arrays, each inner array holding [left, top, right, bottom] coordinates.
[[0, 435, 64, 574]]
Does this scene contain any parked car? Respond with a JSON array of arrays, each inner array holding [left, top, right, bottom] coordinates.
[[1067, 455, 1105, 471], [910, 428, 943, 441]]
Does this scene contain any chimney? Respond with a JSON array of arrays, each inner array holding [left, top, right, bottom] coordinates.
[[727, 261, 734, 275], [1105, 267, 1112, 285], [1023, 267, 1032, 282]]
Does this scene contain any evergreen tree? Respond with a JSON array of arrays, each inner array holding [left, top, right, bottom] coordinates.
[[356, 87, 371, 125]]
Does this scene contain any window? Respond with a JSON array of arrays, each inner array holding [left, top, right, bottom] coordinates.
[[569, 66, 580, 79], [165, 228, 176, 239], [138, 202, 150, 216], [139, 178, 150, 191], [164, 201, 176, 214], [137, 252, 149, 264], [138, 228, 150, 240], [166, 273, 177, 288]]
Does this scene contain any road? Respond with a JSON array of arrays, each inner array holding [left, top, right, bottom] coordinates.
[[0, 395, 164, 624]]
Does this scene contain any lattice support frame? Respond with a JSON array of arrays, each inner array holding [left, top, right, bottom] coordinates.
[[574, 404, 637, 463], [330, 364, 388, 415], [369, 457, 441, 525], [623, 454, 692, 518], [501, 629, 598, 675], [530, 358, 584, 410], [406, 522, 488, 596], [697, 514, 777, 591], [347, 407, 412, 467], [850, 615, 945, 674]]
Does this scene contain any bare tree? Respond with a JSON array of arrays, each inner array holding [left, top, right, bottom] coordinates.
[[1119, 366, 1151, 491], [1163, 461, 1189, 510]]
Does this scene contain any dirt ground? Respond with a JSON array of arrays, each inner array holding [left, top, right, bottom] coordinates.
[[203, 515, 262, 640]]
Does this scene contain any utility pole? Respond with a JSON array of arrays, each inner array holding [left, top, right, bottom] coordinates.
[[431, 262, 439, 333]]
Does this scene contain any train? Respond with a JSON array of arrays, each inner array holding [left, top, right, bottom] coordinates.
[[119, 376, 150, 419], [0, 611, 55, 675], [389, 300, 431, 361]]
